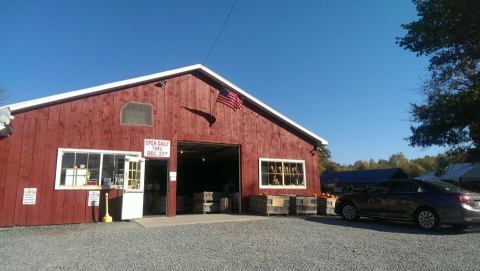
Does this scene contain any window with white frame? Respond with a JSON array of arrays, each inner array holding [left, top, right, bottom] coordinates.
[[259, 158, 306, 189], [55, 148, 141, 190]]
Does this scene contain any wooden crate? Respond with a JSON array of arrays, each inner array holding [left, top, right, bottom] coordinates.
[[289, 196, 317, 216], [193, 191, 226, 202], [317, 198, 337, 216], [193, 202, 219, 214], [249, 195, 289, 216]]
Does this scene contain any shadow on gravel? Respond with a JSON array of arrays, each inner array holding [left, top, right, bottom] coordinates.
[[304, 216, 480, 235]]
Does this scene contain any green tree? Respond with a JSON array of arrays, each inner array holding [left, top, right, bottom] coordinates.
[[388, 153, 409, 168], [317, 145, 331, 174], [321, 150, 459, 178], [368, 159, 377, 169], [412, 155, 436, 173], [406, 162, 426, 177], [433, 148, 470, 176], [397, 0, 480, 160], [377, 159, 390, 169], [317, 146, 341, 174]]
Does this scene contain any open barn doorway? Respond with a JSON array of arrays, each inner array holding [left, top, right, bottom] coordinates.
[[177, 142, 241, 214], [143, 160, 168, 216]]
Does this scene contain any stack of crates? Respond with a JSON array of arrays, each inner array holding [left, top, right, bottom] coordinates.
[[317, 197, 337, 215], [289, 196, 317, 216], [219, 197, 231, 213], [192, 192, 225, 214], [249, 195, 289, 216]]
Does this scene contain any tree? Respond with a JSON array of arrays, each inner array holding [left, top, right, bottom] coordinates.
[[412, 155, 436, 172], [388, 153, 409, 169], [408, 162, 426, 178], [433, 148, 469, 176], [317, 146, 341, 174], [397, 0, 480, 161], [353, 160, 368, 170], [377, 159, 390, 169], [323, 152, 446, 178]]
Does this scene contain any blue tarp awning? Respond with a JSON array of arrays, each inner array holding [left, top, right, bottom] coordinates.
[[321, 168, 408, 185]]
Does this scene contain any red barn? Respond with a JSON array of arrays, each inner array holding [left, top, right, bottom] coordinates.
[[0, 64, 328, 227]]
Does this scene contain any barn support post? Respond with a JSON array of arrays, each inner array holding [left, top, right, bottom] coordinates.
[[167, 143, 177, 217]]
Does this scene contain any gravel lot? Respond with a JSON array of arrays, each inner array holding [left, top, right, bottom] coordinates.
[[1, 216, 480, 271]]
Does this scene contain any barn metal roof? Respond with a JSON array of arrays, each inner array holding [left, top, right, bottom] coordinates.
[[321, 168, 408, 185], [1, 64, 328, 145], [417, 163, 480, 182]]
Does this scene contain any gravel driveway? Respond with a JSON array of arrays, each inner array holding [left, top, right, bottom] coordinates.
[[1, 216, 479, 271]]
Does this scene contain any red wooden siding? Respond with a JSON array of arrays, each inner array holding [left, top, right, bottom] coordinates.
[[0, 71, 321, 226]]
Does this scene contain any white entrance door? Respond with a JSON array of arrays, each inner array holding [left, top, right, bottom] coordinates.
[[121, 156, 145, 220]]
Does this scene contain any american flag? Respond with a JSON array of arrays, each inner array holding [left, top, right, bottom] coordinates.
[[216, 87, 242, 111]]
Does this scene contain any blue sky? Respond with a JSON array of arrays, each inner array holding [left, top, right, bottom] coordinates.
[[0, 0, 443, 164]]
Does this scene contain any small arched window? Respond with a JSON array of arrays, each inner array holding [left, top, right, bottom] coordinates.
[[121, 103, 153, 126]]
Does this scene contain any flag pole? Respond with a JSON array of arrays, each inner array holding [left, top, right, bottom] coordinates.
[[207, 88, 221, 127], [210, 88, 220, 116]]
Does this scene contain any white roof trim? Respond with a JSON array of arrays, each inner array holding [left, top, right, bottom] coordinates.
[[199, 66, 328, 145], [2, 64, 328, 145], [5, 64, 203, 113]]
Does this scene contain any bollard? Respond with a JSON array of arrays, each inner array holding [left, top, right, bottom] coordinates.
[[102, 192, 113, 223]]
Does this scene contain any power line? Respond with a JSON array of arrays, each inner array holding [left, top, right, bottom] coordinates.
[[203, 0, 239, 65]]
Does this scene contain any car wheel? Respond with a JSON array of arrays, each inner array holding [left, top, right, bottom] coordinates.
[[415, 208, 439, 230], [341, 203, 358, 221], [452, 224, 469, 231]]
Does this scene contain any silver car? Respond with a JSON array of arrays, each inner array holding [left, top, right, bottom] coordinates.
[[335, 179, 480, 230]]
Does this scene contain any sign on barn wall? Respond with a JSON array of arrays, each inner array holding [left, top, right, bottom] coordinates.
[[144, 139, 171, 158], [169, 171, 177, 182], [88, 191, 100, 206], [23, 188, 37, 205]]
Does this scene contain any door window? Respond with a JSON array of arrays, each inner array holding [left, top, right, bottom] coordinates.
[[367, 183, 390, 194], [367, 182, 393, 194], [127, 160, 142, 190], [392, 181, 423, 193]]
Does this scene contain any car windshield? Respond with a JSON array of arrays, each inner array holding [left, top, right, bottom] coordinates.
[[424, 181, 468, 192]]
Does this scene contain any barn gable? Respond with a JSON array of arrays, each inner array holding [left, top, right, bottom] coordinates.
[[3, 64, 327, 146]]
